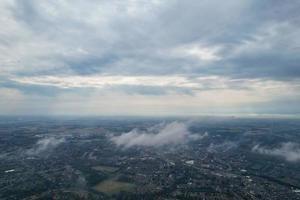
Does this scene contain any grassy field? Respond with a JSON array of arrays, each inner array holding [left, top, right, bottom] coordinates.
[[93, 179, 135, 194]]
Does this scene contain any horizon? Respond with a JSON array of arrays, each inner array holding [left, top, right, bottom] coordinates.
[[1, 113, 300, 120]]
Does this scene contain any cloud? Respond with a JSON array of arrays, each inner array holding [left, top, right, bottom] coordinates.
[[207, 141, 238, 153], [170, 43, 222, 62], [1, 0, 299, 79], [26, 136, 65, 155], [10, 75, 300, 97], [1, 0, 300, 115], [111, 121, 207, 148], [10, 75, 203, 89], [252, 142, 300, 162]]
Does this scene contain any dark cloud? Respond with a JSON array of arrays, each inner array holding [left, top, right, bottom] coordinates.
[[2, 0, 299, 79]]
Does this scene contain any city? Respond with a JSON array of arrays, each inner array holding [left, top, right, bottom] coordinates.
[[1, 117, 300, 199]]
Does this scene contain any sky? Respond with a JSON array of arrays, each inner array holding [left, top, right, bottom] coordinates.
[[0, 0, 300, 116]]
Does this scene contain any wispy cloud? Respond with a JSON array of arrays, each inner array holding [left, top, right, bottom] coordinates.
[[12, 75, 298, 91], [207, 141, 238, 153], [111, 121, 207, 148], [170, 43, 222, 62], [11, 75, 204, 89], [26, 136, 65, 155], [252, 142, 300, 162]]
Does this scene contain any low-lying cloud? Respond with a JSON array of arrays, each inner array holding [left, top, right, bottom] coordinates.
[[207, 141, 238, 153], [111, 121, 207, 148], [26, 136, 65, 155], [252, 142, 300, 162]]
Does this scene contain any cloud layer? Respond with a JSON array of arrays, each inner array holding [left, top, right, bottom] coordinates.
[[111, 121, 207, 148], [252, 142, 300, 162], [0, 0, 300, 115]]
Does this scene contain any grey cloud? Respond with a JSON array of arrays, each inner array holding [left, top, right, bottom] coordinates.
[[108, 85, 194, 96], [222, 22, 300, 80], [110, 121, 207, 148], [1, 0, 300, 115], [1, 0, 298, 79], [252, 142, 300, 162]]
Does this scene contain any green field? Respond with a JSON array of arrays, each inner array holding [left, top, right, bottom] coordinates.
[[93, 179, 135, 194]]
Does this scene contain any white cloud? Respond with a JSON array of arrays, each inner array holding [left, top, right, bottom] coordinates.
[[26, 136, 65, 155], [11, 75, 299, 95], [171, 44, 222, 61], [207, 141, 238, 153], [11, 75, 199, 89], [110, 121, 207, 148], [252, 142, 300, 162]]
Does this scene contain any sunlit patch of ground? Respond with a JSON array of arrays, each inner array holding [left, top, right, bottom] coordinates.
[[93, 179, 135, 194]]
